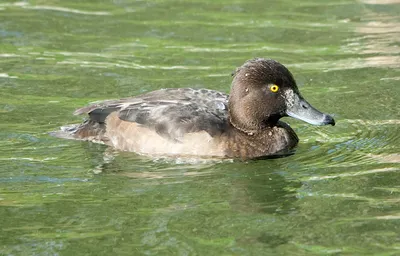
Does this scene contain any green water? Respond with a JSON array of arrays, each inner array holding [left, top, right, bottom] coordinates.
[[1, 0, 400, 255]]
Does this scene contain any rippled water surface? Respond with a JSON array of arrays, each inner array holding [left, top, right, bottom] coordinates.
[[1, 0, 400, 255]]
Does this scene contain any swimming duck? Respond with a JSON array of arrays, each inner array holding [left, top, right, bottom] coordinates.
[[53, 58, 335, 159]]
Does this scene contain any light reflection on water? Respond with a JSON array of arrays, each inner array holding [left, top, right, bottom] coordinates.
[[0, 0, 399, 255]]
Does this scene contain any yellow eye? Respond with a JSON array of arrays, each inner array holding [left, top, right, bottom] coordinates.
[[270, 85, 279, 93]]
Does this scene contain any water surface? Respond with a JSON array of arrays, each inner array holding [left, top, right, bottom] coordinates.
[[1, 0, 400, 255]]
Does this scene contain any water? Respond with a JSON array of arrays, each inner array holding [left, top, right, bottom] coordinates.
[[1, 0, 399, 255]]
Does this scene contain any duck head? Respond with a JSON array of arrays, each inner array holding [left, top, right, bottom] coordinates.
[[228, 58, 335, 133]]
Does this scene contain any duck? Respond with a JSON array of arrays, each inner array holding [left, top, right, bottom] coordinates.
[[52, 58, 335, 159]]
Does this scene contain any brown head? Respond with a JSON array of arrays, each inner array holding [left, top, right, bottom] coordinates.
[[228, 58, 335, 134]]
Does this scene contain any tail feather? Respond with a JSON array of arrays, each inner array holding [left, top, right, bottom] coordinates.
[[49, 124, 81, 140], [50, 120, 108, 143]]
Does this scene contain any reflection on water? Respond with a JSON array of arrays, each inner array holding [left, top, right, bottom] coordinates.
[[0, 2, 111, 15], [344, 0, 400, 69], [0, 0, 400, 255], [362, 0, 400, 4], [369, 153, 400, 163]]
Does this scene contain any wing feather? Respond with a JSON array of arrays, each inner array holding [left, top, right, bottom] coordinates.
[[74, 88, 229, 142]]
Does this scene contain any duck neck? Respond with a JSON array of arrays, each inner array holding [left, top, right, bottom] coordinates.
[[229, 116, 259, 136], [223, 120, 298, 159], [228, 111, 280, 136]]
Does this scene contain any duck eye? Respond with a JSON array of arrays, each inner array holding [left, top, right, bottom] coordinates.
[[270, 85, 279, 93]]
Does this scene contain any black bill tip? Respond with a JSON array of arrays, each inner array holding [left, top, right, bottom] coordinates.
[[323, 114, 335, 126]]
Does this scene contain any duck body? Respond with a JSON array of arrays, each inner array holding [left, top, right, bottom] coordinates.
[[53, 58, 334, 159]]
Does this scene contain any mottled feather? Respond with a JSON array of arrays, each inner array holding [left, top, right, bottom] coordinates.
[[74, 88, 229, 142]]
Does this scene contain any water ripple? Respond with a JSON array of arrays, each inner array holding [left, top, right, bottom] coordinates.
[[308, 167, 399, 181], [289, 117, 400, 173], [165, 44, 330, 54], [0, 73, 18, 79], [57, 60, 212, 70], [292, 56, 400, 71], [0, 2, 110, 15]]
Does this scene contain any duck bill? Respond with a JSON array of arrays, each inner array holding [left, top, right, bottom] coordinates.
[[285, 92, 335, 126]]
